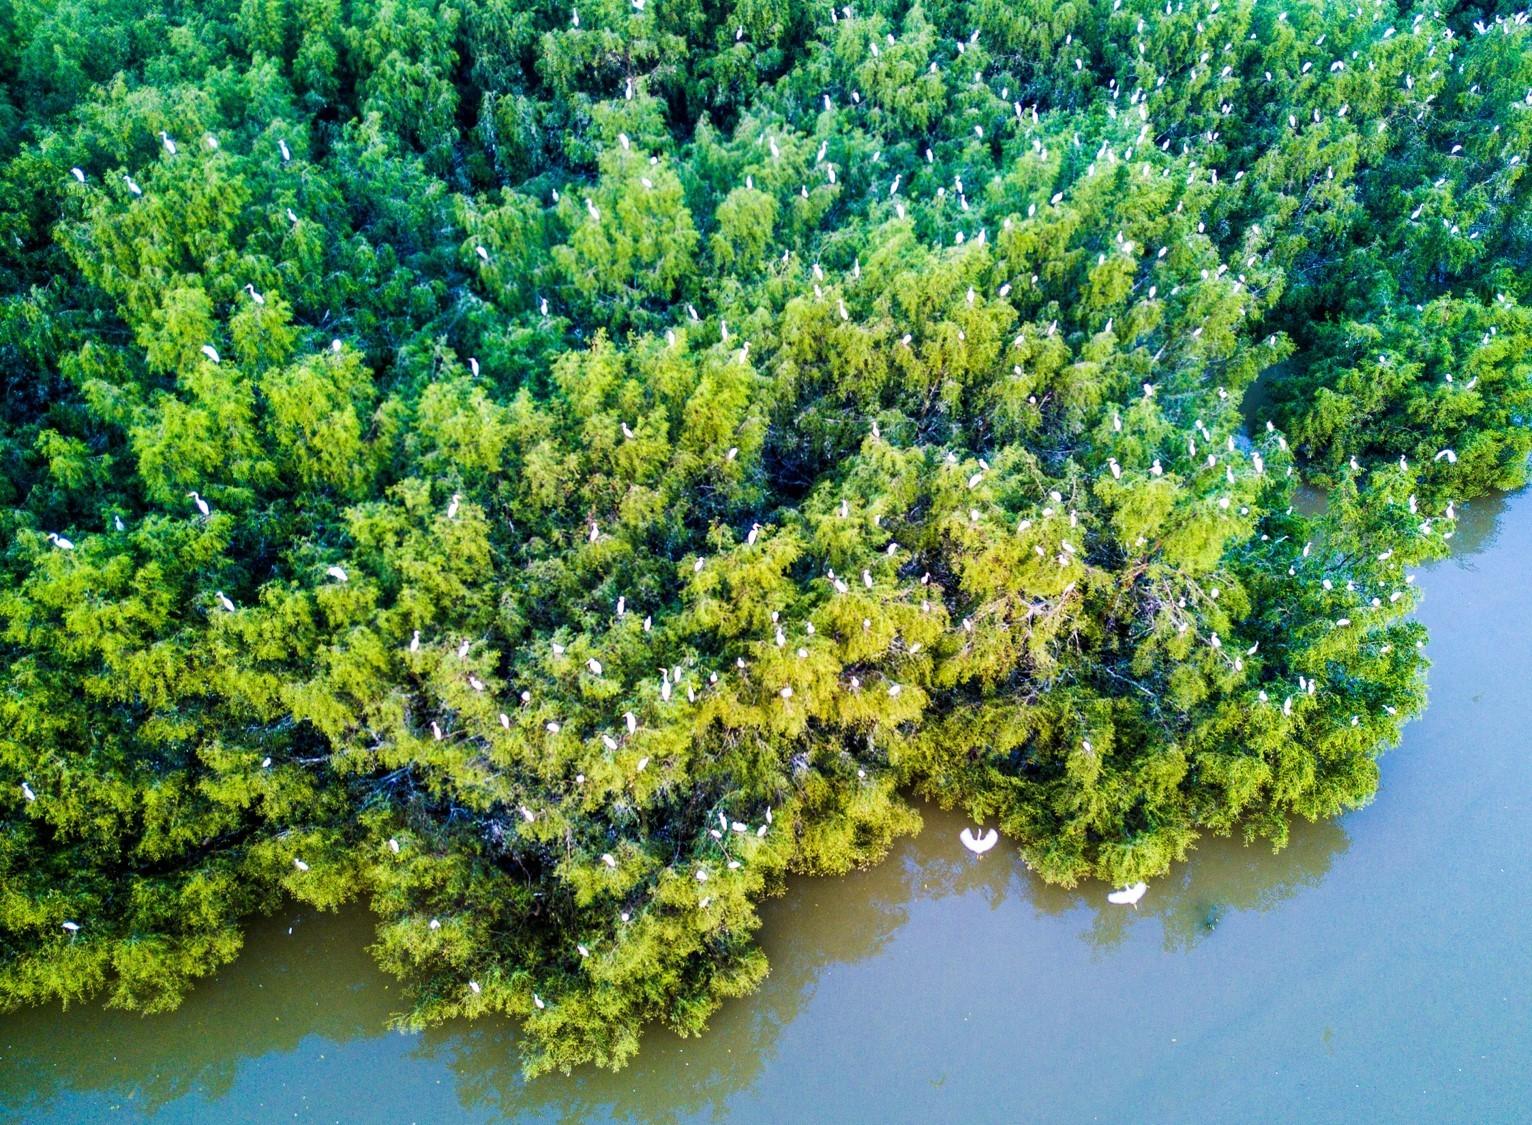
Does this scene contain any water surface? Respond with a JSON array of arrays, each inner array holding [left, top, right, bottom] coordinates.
[[3, 490, 1529, 1123]]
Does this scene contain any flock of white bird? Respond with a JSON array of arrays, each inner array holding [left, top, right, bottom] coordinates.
[[32, 0, 1530, 989]]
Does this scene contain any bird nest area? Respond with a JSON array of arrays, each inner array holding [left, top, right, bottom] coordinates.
[[2, 0, 1529, 1079]]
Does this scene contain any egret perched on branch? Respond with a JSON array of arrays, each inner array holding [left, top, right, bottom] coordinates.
[[188, 490, 210, 517], [159, 131, 177, 155], [46, 533, 74, 550], [326, 565, 348, 582]]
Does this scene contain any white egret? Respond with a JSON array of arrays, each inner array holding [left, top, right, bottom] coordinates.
[[188, 490, 210, 517], [46, 533, 74, 550], [62, 921, 80, 934], [1109, 882, 1145, 913], [159, 131, 177, 155], [278, 138, 291, 162], [959, 827, 999, 854], [244, 283, 265, 305], [293, 858, 310, 872], [1107, 882, 1148, 906], [123, 174, 142, 195], [388, 838, 400, 854], [21, 782, 35, 801], [326, 565, 348, 582], [70, 167, 86, 183], [215, 591, 235, 612], [201, 344, 221, 364], [447, 493, 460, 519]]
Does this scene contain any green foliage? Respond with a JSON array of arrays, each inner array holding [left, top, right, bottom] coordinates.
[[0, 0, 1524, 1079]]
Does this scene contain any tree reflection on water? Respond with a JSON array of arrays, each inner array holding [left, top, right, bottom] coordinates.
[[0, 801, 1354, 1122]]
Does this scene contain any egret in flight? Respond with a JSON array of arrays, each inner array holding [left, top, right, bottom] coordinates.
[[1108, 882, 1148, 907], [962, 827, 998, 852], [960, 827, 999, 854]]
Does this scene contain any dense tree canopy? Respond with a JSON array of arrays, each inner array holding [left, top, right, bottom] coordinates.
[[1, 0, 1526, 1076]]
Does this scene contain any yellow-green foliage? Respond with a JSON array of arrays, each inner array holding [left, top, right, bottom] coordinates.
[[0, 0, 1514, 1079]]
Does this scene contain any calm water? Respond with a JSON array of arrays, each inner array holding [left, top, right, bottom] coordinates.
[[3, 490, 1530, 1123]]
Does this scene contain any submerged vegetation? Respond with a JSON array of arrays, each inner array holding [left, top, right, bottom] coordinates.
[[0, 0, 1527, 1076]]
